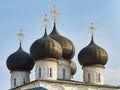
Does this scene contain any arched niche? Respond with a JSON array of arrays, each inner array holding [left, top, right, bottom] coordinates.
[[47, 83, 65, 90], [72, 86, 89, 90]]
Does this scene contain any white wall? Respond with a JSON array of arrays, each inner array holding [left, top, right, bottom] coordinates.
[[11, 71, 30, 88], [83, 66, 104, 84], [35, 58, 57, 80], [57, 59, 71, 80]]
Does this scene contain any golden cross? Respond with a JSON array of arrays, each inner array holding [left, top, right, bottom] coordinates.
[[89, 22, 96, 37], [17, 29, 24, 44], [51, 5, 59, 22], [43, 15, 49, 29]]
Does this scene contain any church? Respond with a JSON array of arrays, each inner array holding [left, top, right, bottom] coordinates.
[[6, 5, 120, 90]]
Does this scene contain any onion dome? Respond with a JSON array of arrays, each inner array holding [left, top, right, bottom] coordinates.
[[6, 44, 34, 72], [70, 61, 77, 76], [49, 23, 75, 60], [30, 29, 62, 60], [78, 37, 108, 67]]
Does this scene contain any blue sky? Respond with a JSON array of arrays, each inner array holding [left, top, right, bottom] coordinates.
[[0, 0, 120, 90]]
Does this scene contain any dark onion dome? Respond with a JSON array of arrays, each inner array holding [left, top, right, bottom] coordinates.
[[70, 61, 77, 76], [30, 29, 62, 60], [6, 44, 34, 72], [78, 37, 108, 67], [49, 23, 75, 60]]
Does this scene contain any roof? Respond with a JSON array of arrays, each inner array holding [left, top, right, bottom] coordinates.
[[11, 79, 120, 90]]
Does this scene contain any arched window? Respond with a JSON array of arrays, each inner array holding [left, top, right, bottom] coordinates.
[[50, 68, 52, 77], [88, 73, 90, 82], [63, 69, 66, 79], [39, 67, 41, 77], [14, 78, 16, 86], [98, 73, 101, 82]]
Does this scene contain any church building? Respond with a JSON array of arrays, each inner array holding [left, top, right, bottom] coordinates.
[[6, 6, 120, 90]]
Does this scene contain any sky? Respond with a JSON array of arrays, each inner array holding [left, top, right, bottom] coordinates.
[[0, 0, 120, 90]]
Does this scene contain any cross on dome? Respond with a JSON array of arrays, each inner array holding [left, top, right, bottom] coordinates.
[[17, 29, 24, 46], [43, 15, 49, 30], [89, 22, 96, 38], [51, 5, 59, 23]]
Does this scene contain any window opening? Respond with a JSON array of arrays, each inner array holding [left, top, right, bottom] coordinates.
[[98, 73, 101, 82], [39, 67, 41, 77], [88, 73, 90, 82], [63, 69, 66, 79], [14, 78, 16, 86], [50, 68, 52, 77]]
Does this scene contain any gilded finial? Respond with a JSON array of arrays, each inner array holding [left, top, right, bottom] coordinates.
[[17, 29, 24, 46], [43, 15, 49, 30], [51, 5, 59, 23], [89, 22, 96, 38]]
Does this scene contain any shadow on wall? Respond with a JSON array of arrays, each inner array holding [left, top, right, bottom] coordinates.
[[26, 87, 48, 90]]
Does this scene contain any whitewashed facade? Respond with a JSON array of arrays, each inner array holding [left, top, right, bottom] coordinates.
[[83, 66, 104, 84], [35, 58, 57, 80], [11, 71, 30, 89], [57, 59, 71, 80]]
